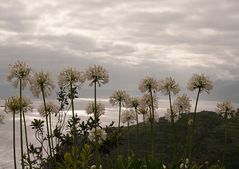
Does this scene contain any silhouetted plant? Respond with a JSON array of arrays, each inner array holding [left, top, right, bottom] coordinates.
[[216, 101, 237, 165], [121, 109, 135, 157], [7, 61, 32, 169], [187, 73, 213, 165], [85, 64, 109, 169], [30, 71, 55, 160], [159, 77, 180, 163], [127, 97, 140, 139]]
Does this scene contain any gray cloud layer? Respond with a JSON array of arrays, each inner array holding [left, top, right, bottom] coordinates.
[[0, 0, 239, 103]]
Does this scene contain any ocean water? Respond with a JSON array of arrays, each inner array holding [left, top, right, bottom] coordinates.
[[0, 98, 238, 169]]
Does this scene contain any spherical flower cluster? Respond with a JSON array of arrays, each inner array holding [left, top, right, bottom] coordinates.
[[30, 71, 55, 97], [88, 127, 107, 144], [173, 94, 191, 113], [4, 96, 33, 114], [138, 107, 149, 116], [187, 74, 213, 94], [7, 61, 31, 89], [109, 90, 130, 106], [216, 101, 236, 119], [139, 76, 159, 93], [85, 101, 105, 117], [38, 101, 60, 117], [187, 119, 193, 126], [85, 65, 109, 87], [140, 93, 159, 109], [58, 67, 85, 88], [164, 105, 180, 123], [121, 109, 136, 124], [158, 77, 180, 95], [127, 97, 140, 109]]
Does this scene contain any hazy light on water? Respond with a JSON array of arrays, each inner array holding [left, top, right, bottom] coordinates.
[[0, 98, 238, 168]]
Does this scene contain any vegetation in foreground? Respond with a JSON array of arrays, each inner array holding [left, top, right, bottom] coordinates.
[[1, 61, 239, 169]]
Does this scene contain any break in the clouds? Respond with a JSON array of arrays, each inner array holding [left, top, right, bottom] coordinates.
[[0, 0, 239, 102]]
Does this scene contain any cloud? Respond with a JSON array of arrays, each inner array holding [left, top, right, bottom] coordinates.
[[0, 0, 239, 102]]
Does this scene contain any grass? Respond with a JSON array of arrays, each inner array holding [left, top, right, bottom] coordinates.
[[104, 111, 239, 169]]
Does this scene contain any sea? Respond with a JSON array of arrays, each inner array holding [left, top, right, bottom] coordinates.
[[0, 98, 238, 169]]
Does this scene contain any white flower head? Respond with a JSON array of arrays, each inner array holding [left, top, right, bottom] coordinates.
[[127, 96, 140, 109], [88, 127, 107, 144], [216, 101, 236, 119], [58, 67, 85, 88], [187, 74, 213, 94], [187, 118, 193, 126], [164, 105, 180, 123], [85, 65, 109, 87], [139, 76, 159, 93], [38, 101, 60, 117], [173, 94, 191, 113], [140, 93, 159, 109], [7, 61, 31, 89], [163, 164, 167, 169], [121, 109, 136, 124], [30, 71, 55, 97], [109, 90, 130, 106], [85, 101, 105, 118], [158, 77, 180, 95], [4, 96, 33, 114]]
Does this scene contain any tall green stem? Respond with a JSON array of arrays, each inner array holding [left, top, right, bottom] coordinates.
[[23, 110, 32, 169], [41, 87, 52, 158], [188, 88, 201, 165], [222, 112, 228, 165], [117, 102, 122, 156], [70, 82, 77, 168], [70, 83, 75, 118], [49, 113, 54, 155], [94, 82, 100, 169], [127, 121, 130, 157], [149, 88, 155, 159], [118, 102, 122, 128], [169, 92, 177, 163], [135, 107, 139, 140], [13, 110, 17, 169], [19, 79, 24, 169]]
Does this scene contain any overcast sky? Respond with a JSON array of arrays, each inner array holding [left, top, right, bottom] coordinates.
[[0, 0, 239, 103]]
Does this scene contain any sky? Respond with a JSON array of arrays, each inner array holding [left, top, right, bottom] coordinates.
[[0, 0, 239, 103]]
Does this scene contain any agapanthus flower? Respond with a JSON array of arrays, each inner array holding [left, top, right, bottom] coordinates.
[[138, 107, 149, 116], [58, 67, 85, 88], [85, 101, 105, 117], [7, 61, 31, 89], [216, 101, 236, 119], [121, 109, 136, 124], [158, 77, 180, 95], [173, 94, 191, 113], [4, 96, 33, 113], [85, 65, 109, 86], [127, 97, 140, 109], [180, 158, 189, 169], [109, 90, 130, 106], [164, 105, 180, 123], [38, 101, 60, 117], [187, 119, 193, 126], [139, 76, 159, 93], [30, 71, 55, 97], [88, 127, 107, 144], [140, 93, 159, 109], [0, 114, 4, 124], [187, 74, 213, 94]]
